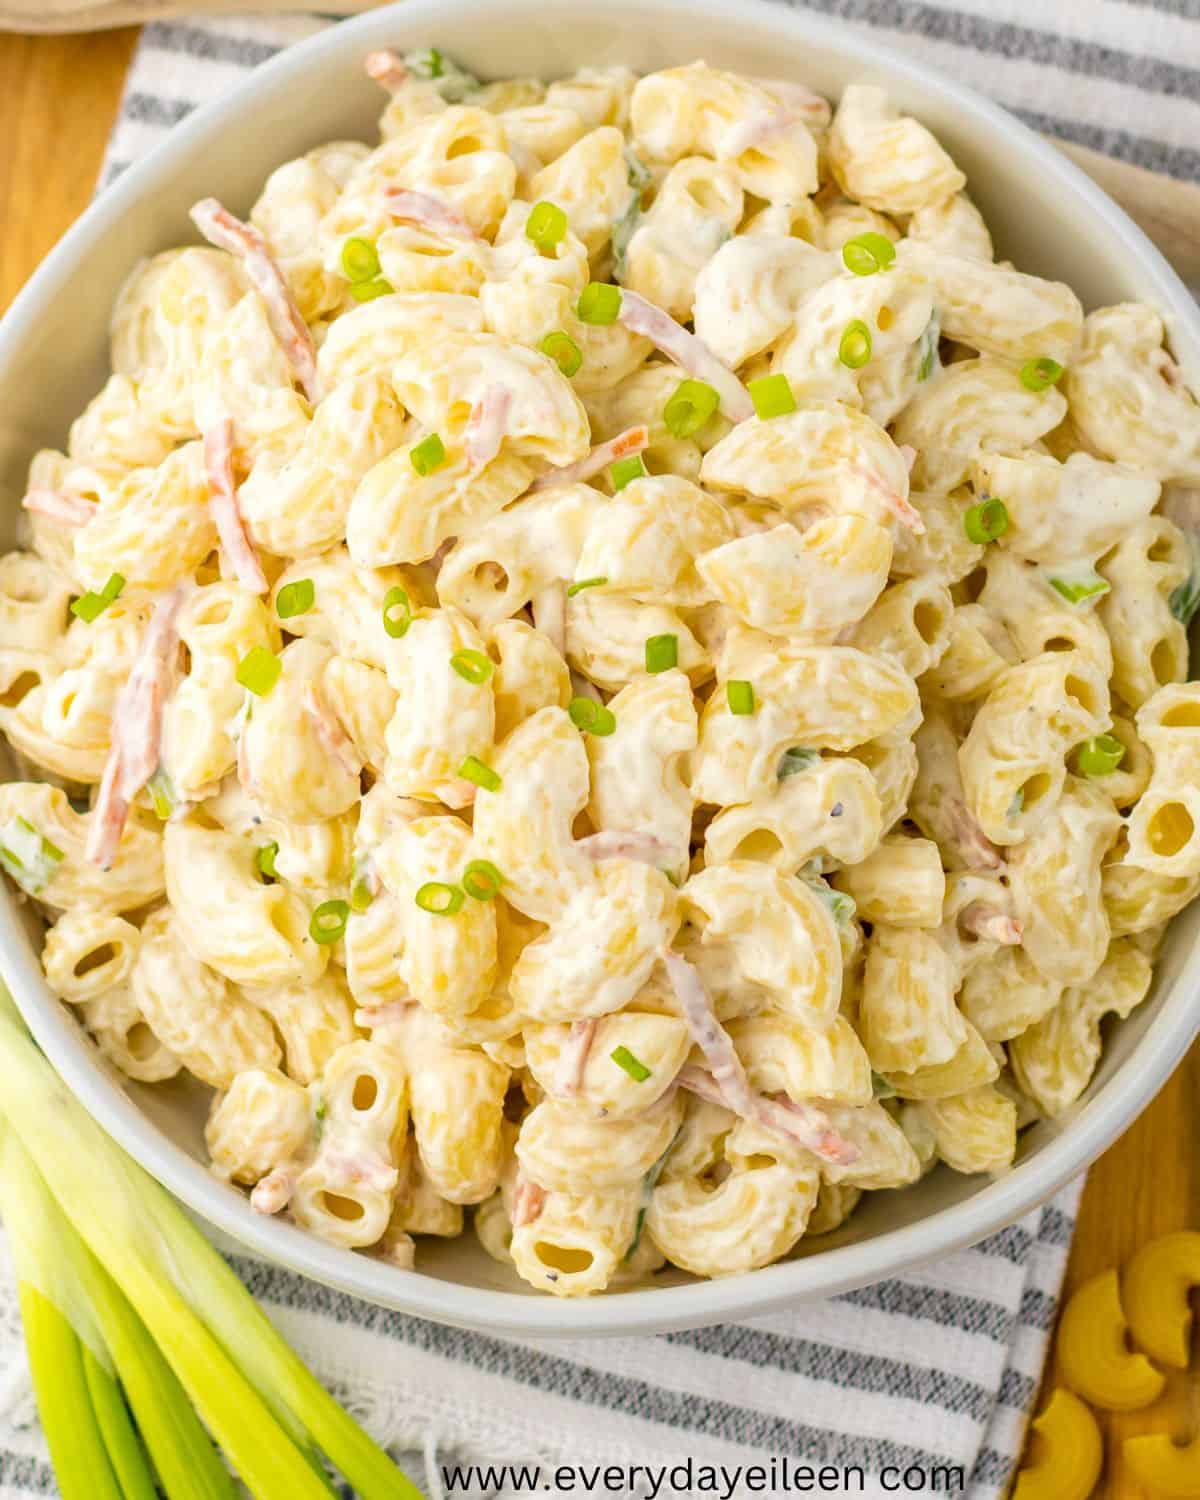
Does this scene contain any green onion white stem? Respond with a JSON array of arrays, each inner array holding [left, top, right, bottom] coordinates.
[[0, 986, 422, 1500]]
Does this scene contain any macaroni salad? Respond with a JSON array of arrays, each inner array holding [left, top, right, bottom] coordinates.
[[4, 52, 1199, 1296]]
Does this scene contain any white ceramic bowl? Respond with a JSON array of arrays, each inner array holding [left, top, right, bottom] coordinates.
[[1, 0, 1197, 1339]]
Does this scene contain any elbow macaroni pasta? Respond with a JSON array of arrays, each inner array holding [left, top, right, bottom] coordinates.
[[4, 50, 1195, 1294]]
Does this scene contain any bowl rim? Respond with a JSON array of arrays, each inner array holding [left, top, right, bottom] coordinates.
[[2, 0, 1199, 1338]]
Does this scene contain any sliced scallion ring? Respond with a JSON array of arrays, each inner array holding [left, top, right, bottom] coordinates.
[[577, 282, 622, 325], [1075, 734, 1126, 777], [541, 330, 582, 377], [462, 859, 504, 900], [663, 379, 720, 439], [838, 319, 873, 370], [841, 232, 896, 276], [415, 881, 465, 916], [963, 498, 1009, 544], [340, 236, 381, 283], [381, 586, 412, 639], [450, 649, 494, 685], [525, 200, 568, 254], [309, 899, 349, 946], [256, 841, 279, 880], [1019, 357, 1064, 392], [568, 696, 616, 736]]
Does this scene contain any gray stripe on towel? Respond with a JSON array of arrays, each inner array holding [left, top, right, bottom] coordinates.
[[230, 1255, 970, 1473]]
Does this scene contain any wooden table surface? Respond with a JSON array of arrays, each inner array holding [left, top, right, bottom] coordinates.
[[1, 27, 1197, 1497]]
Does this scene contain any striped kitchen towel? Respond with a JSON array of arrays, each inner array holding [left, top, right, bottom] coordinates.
[[7, 2, 1185, 1493], [0, 1183, 1085, 1498]]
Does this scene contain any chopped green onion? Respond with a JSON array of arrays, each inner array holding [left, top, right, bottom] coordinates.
[[577, 282, 621, 325], [624, 1125, 682, 1261], [1008, 789, 1025, 819], [663, 378, 720, 439], [309, 900, 349, 946], [748, 373, 797, 420], [70, 574, 125, 623], [409, 45, 444, 77], [917, 313, 940, 382], [963, 498, 1009, 544], [842, 232, 896, 276], [235, 646, 281, 697], [410, 433, 446, 476], [1048, 570, 1110, 606], [610, 454, 647, 490], [541, 330, 582, 377], [610, 192, 642, 283], [275, 578, 314, 620], [1171, 575, 1200, 626], [450, 649, 494, 685], [726, 680, 755, 715], [70, 593, 107, 624], [381, 586, 412, 639], [610, 1045, 652, 1083], [778, 747, 820, 778], [348, 277, 393, 303], [405, 48, 479, 100], [645, 634, 678, 674], [801, 871, 857, 927], [415, 881, 465, 916], [625, 150, 652, 192], [0, 817, 64, 897], [146, 770, 175, 822], [838, 319, 873, 370], [1019, 357, 1064, 392], [1076, 734, 1126, 778], [525, 200, 567, 254], [457, 754, 501, 792], [568, 696, 617, 736], [462, 859, 503, 900], [340, 237, 380, 284], [871, 1070, 898, 1100], [256, 841, 279, 880], [567, 576, 607, 597], [349, 879, 374, 913], [0, 991, 421, 1500]]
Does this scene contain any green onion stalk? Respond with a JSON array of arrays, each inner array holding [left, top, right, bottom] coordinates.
[[0, 985, 422, 1500]]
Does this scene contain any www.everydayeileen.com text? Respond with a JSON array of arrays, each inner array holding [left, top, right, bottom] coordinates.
[[440, 1456, 967, 1496]]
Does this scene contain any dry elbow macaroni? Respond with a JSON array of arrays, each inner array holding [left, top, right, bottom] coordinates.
[[3, 48, 1197, 1297]]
